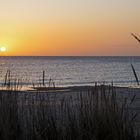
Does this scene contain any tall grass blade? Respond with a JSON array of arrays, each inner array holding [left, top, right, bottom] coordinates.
[[43, 70, 45, 86], [131, 64, 139, 85], [131, 33, 140, 44]]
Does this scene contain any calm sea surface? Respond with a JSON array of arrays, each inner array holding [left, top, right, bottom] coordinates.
[[0, 56, 140, 88]]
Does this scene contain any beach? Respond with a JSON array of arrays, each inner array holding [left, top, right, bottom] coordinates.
[[0, 56, 140, 139]]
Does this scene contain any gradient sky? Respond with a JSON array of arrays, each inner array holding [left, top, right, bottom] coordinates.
[[0, 0, 140, 56]]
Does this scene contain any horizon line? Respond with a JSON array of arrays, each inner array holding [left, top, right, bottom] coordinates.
[[0, 55, 140, 57]]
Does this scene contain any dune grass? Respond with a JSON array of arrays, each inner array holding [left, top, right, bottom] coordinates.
[[0, 83, 139, 140]]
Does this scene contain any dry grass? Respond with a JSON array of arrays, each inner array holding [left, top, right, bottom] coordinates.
[[0, 84, 139, 140]]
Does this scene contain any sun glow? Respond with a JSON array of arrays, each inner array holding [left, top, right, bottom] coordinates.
[[0, 47, 6, 52]]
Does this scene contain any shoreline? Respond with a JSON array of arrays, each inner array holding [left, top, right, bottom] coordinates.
[[0, 84, 140, 92]]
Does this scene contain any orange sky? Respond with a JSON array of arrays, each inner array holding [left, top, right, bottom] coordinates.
[[0, 0, 140, 56]]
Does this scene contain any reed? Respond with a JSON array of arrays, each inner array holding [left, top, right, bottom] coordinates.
[[43, 70, 45, 87], [131, 64, 139, 85], [0, 84, 138, 140]]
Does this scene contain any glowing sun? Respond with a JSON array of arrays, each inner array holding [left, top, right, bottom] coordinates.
[[0, 46, 6, 52]]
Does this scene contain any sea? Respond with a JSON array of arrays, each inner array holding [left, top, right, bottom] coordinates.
[[0, 56, 140, 89]]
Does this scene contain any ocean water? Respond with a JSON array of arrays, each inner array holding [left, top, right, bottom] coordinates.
[[0, 56, 140, 88]]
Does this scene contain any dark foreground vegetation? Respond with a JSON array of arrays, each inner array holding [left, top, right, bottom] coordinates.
[[0, 84, 139, 140]]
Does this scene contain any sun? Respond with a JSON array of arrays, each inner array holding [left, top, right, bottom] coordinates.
[[0, 46, 6, 52]]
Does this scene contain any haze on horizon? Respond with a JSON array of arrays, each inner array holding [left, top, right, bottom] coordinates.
[[0, 0, 140, 56]]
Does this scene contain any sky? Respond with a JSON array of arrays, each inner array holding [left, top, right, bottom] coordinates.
[[0, 0, 140, 56]]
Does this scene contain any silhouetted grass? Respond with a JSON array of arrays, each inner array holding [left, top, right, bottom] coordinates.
[[0, 84, 139, 140]]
